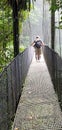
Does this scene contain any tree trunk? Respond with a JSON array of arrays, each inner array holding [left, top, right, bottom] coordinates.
[[13, 0, 19, 57], [51, 0, 56, 50]]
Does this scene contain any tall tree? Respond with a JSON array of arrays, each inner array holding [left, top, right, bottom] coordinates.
[[51, 0, 56, 49], [50, 0, 62, 49], [13, 0, 19, 57], [9, 0, 34, 57]]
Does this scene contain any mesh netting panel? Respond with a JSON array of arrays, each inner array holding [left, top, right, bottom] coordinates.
[[43, 46, 62, 110], [0, 70, 9, 130], [0, 46, 34, 130]]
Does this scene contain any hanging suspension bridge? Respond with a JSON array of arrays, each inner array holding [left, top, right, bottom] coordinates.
[[12, 46, 62, 130], [0, 0, 62, 130]]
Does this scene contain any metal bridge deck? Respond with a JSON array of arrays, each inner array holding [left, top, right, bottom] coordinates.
[[12, 54, 62, 130]]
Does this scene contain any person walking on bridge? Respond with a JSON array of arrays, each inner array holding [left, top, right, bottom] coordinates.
[[31, 36, 44, 60]]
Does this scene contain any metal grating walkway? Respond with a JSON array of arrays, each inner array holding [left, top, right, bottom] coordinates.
[[12, 54, 62, 130]]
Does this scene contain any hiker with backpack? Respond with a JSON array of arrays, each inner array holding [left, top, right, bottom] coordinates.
[[31, 36, 44, 60]]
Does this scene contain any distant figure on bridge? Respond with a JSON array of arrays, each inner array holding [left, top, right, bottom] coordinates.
[[31, 36, 44, 60]]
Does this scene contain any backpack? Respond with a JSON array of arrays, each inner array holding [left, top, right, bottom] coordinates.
[[34, 40, 42, 48]]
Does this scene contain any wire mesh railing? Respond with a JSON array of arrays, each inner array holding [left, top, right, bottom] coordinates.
[[0, 46, 34, 130], [43, 46, 62, 110]]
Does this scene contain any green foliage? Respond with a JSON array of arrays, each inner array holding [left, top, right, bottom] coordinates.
[[0, 0, 35, 71], [19, 9, 29, 32], [49, 0, 58, 12], [19, 45, 26, 52], [0, 0, 13, 48], [0, 0, 13, 71], [0, 48, 14, 72], [49, 0, 62, 28]]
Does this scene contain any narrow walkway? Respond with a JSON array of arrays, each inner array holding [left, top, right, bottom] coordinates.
[[12, 54, 62, 130]]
